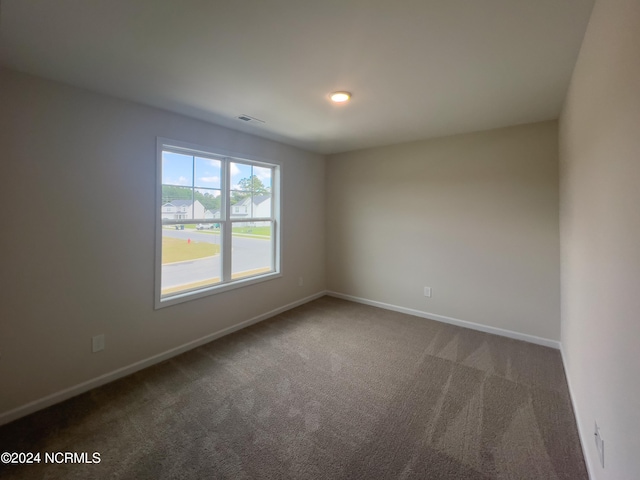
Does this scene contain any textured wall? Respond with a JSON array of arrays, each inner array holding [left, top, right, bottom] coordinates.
[[326, 121, 560, 340], [0, 68, 326, 418], [559, 0, 640, 477]]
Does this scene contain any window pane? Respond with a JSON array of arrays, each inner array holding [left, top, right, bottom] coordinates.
[[232, 221, 273, 280], [194, 157, 221, 189], [230, 162, 252, 190], [230, 191, 251, 219], [162, 151, 193, 186], [161, 223, 222, 297], [195, 188, 221, 220], [252, 192, 272, 218], [253, 165, 272, 191], [161, 185, 193, 222]]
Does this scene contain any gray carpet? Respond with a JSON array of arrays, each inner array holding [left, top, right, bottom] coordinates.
[[0, 296, 587, 479]]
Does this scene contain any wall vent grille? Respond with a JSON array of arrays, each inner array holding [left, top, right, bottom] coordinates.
[[237, 114, 265, 124]]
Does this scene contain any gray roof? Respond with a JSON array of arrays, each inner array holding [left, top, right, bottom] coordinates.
[[254, 194, 270, 205], [164, 199, 194, 207], [233, 194, 270, 207]]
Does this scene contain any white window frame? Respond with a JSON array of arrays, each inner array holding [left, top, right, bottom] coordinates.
[[155, 138, 281, 309]]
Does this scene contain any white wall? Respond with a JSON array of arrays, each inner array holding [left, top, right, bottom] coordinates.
[[326, 121, 561, 341], [0, 68, 326, 420], [559, 0, 640, 477]]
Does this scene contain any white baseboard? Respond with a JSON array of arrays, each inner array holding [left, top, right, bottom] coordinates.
[[560, 346, 595, 480], [327, 291, 561, 349], [0, 291, 327, 426], [0, 290, 563, 426]]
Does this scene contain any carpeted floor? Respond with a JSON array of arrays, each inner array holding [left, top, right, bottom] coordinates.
[[0, 296, 587, 479]]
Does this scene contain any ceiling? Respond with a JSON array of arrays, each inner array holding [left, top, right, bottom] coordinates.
[[0, 0, 594, 154]]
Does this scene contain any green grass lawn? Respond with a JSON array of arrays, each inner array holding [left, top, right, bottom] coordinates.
[[232, 226, 271, 236], [162, 237, 220, 264]]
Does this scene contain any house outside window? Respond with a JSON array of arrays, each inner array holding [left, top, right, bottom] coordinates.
[[155, 138, 281, 308]]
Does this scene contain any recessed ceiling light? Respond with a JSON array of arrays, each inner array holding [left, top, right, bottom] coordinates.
[[330, 91, 351, 103]]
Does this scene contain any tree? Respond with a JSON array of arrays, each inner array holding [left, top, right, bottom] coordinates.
[[162, 185, 191, 203], [162, 185, 221, 212], [232, 175, 270, 204], [197, 191, 221, 211], [238, 175, 269, 194], [162, 175, 268, 211]]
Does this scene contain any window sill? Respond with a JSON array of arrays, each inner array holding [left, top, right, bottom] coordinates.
[[155, 271, 282, 309]]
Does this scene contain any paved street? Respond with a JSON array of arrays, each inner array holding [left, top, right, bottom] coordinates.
[[161, 228, 272, 289]]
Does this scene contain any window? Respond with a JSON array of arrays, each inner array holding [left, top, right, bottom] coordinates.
[[155, 138, 280, 308]]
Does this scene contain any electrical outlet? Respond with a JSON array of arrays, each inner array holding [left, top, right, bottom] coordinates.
[[298, 277, 304, 287], [594, 421, 604, 468], [424, 286, 432, 297], [92, 334, 105, 353]]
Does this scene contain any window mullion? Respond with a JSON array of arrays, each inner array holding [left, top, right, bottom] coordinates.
[[222, 158, 232, 282], [191, 155, 195, 221]]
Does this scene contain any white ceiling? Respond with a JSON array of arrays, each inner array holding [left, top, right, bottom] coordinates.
[[0, 0, 594, 154]]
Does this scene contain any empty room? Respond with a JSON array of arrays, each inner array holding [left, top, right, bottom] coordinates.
[[1, 0, 638, 479]]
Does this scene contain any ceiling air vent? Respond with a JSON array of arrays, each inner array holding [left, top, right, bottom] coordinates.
[[237, 114, 265, 124]]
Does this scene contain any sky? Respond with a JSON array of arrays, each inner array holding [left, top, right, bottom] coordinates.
[[162, 151, 273, 194]]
